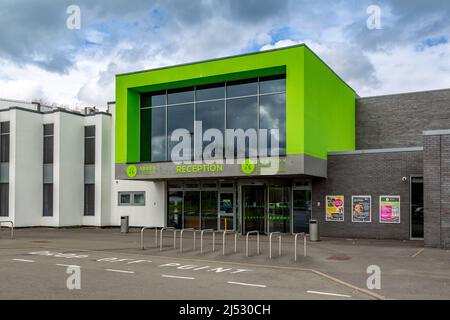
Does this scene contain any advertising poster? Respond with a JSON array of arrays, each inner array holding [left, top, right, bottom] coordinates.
[[352, 196, 371, 223], [326, 195, 344, 221], [379, 196, 401, 223]]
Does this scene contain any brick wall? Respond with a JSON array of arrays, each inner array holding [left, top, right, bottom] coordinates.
[[312, 150, 423, 240], [356, 89, 450, 149]]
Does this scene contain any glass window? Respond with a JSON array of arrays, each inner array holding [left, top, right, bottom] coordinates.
[[196, 83, 225, 101], [168, 190, 183, 229], [141, 91, 166, 108], [259, 93, 286, 155], [201, 191, 218, 229], [43, 183, 53, 217], [0, 122, 10, 134], [183, 191, 200, 229], [0, 122, 10, 163], [260, 75, 286, 94], [227, 78, 257, 98], [226, 96, 258, 130], [0, 183, 9, 217], [133, 192, 145, 205], [119, 193, 131, 205], [268, 185, 291, 233], [84, 126, 95, 165], [168, 87, 194, 105], [167, 104, 194, 161], [43, 124, 54, 165], [141, 107, 166, 162], [84, 184, 95, 216]]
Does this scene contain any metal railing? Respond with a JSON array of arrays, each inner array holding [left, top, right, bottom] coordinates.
[[159, 227, 177, 251], [246, 231, 260, 257], [222, 230, 237, 256], [294, 233, 307, 261], [200, 229, 214, 253], [140, 226, 159, 250], [180, 228, 195, 252], [0, 221, 14, 239], [269, 232, 282, 259]]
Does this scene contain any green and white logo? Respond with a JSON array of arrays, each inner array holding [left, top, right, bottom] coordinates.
[[126, 165, 137, 178], [241, 159, 255, 175]]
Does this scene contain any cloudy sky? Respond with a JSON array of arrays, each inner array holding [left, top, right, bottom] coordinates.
[[0, 0, 449, 109]]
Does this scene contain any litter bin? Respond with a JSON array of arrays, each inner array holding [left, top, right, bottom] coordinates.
[[120, 216, 129, 233], [309, 219, 319, 241]]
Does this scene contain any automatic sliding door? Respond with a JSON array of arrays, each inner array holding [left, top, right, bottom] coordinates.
[[243, 186, 266, 234], [183, 191, 200, 229], [219, 192, 234, 231], [268, 186, 291, 233], [293, 190, 311, 233], [201, 190, 218, 230], [168, 190, 183, 229]]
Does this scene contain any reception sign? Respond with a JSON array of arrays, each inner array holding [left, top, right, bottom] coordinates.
[[379, 196, 401, 223], [352, 196, 371, 223], [326, 195, 344, 221]]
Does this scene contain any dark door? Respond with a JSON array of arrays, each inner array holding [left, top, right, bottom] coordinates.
[[243, 186, 266, 234], [411, 176, 424, 239], [293, 190, 312, 233]]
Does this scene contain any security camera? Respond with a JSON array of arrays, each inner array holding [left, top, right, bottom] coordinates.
[[402, 176, 408, 182]]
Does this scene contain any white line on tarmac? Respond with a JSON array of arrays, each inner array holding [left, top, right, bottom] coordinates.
[[12, 259, 34, 263], [307, 290, 351, 298], [227, 281, 267, 288], [162, 274, 195, 280], [105, 269, 135, 274], [411, 248, 425, 258], [56, 264, 81, 268]]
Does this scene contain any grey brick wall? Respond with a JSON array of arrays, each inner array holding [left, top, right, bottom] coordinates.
[[356, 89, 450, 149], [312, 151, 423, 240], [424, 133, 450, 248]]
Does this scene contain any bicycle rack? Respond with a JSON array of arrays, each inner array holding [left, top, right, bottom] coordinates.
[[294, 233, 307, 261], [199, 229, 214, 253], [180, 228, 195, 252], [212, 230, 222, 252], [0, 221, 13, 239], [246, 230, 260, 257], [269, 232, 282, 259], [159, 227, 177, 251], [222, 230, 237, 256], [140, 226, 159, 250]]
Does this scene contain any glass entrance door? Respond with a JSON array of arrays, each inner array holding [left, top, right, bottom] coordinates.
[[293, 190, 312, 233], [268, 185, 291, 233], [219, 192, 234, 231], [242, 186, 266, 234], [410, 176, 424, 239]]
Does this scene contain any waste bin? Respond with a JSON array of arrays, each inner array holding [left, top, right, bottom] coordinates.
[[120, 216, 129, 233], [309, 219, 319, 241]]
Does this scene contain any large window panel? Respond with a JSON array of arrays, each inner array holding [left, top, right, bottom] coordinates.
[[167, 104, 194, 161], [260, 75, 286, 94], [141, 91, 166, 108], [168, 87, 194, 105], [201, 191, 218, 230], [196, 83, 225, 101], [0, 183, 8, 217], [168, 190, 183, 229], [84, 184, 95, 216], [84, 126, 95, 165], [226, 79, 258, 98], [183, 191, 200, 229], [43, 183, 53, 217], [259, 93, 286, 155], [0, 122, 9, 163], [43, 124, 54, 165]]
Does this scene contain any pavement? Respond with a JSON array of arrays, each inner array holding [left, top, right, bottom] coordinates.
[[0, 227, 449, 300]]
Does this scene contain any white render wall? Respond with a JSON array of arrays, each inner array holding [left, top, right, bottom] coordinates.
[[109, 103, 166, 228]]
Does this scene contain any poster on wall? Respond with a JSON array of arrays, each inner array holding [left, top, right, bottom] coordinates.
[[326, 195, 344, 221], [352, 196, 371, 223], [379, 196, 401, 223]]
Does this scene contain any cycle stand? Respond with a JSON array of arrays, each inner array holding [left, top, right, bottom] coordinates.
[[222, 230, 237, 256], [246, 230, 260, 257], [159, 227, 177, 251], [0, 221, 14, 239], [269, 232, 282, 259], [179, 228, 195, 253], [140, 226, 159, 250], [294, 232, 307, 261]]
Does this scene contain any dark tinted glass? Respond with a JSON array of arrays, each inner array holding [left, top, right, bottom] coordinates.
[[141, 91, 166, 108], [43, 124, 54, 136], [260, 75, 286, 94], [167, 104, 194, 160], [150, 107, 166, 162], [184, 191, 200, 229], [85, 137, 95, 164], [226, 96, 257, 130], [0, 122, 10, 134], [0, 183, 8, 217], [226, 79, 257, 97], [84, 125, 95, 138], [196, 100, 224, 132], [0, 134, 9, 163], [167, 190, 183, 229], [43, 184, 53, 216], [168, 87, 194, 105], [84, 184, 95, 216], [43, 136, 54, 164], [120, 193, 131, 204], [196, 83, 225, 101], [259, 93, 286, 155]]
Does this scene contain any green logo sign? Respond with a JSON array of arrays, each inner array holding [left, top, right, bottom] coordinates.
[[126, 165, 137, 178], [241, 159, 255, 175]]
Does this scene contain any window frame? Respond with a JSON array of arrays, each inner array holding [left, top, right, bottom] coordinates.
[[118, 191, 146, 206]]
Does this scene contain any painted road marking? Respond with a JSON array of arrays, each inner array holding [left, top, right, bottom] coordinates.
[[12, 259, 34, 263], [162, 275, 195, 280], [105, 269, 135, 274], [227, 281, 267, 288], [56, 264, 81, 268], [307, 290, 351, 298], [411, 248, 425, 258]]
